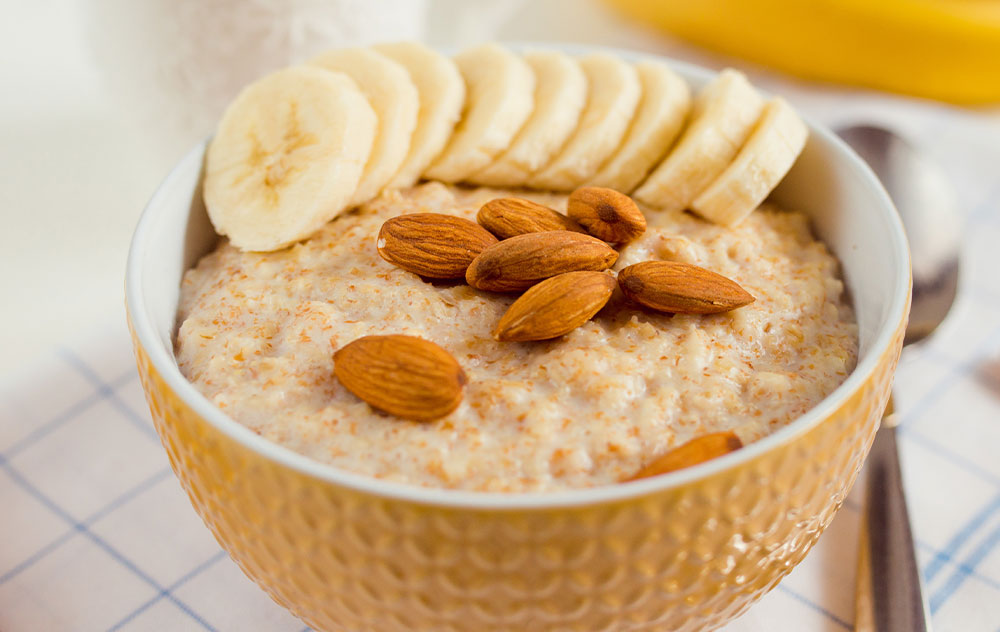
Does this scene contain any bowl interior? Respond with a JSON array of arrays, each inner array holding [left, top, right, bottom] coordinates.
[[126, 48, 909, 507]]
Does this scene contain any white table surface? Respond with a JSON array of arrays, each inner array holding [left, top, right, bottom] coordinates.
[[3, 1, 1000, 631]]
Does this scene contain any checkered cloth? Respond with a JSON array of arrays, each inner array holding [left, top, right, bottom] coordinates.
[[2, 100, 999, 632]]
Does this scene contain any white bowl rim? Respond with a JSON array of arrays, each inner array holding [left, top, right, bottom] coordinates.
[[125, 44, 909, 510]]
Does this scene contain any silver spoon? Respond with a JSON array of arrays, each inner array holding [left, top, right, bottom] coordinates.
[[838, 124, 961, 632]]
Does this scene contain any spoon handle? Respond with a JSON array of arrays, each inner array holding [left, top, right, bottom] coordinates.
[[857, 420, 931, 631]]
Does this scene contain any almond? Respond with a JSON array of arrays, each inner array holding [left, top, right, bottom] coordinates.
[[494, 271, 616, 342], [617, 261, 755, 314], [627, 432, 743, 481], [333, 335, 466, 422], [567, 186, 646, 243], [377, 213, 498, 279], [466, 231, 619, 292], [477, 197, 583, 239]]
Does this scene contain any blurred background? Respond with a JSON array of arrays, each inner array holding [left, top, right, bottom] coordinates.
[[2, 1, 1000, 630]]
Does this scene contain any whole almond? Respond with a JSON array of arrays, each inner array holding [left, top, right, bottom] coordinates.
[[618, 261, 755, 314], [333, 335, 466, 422], [466, 231, 618, 292], [567, 186, 647, 243], [627, 432, 743, 481], [477, 197, 582, 239], [494, 271, 616, 342], [377, 213, 498, 278]]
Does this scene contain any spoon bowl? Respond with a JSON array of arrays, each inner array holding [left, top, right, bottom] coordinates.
[[838, 125, 961, 344]]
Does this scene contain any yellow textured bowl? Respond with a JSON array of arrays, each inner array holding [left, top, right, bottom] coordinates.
[[125, 49, 910, 631]]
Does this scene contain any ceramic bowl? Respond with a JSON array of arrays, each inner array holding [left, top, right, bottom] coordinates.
[[125, 47, 910, 631]]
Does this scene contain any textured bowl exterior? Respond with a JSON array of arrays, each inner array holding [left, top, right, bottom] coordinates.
[[130, 302, 905, 631]]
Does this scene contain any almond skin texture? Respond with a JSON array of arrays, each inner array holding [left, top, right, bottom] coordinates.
[[494, 271, 616, 342], [377, 213, 498, 278], [477, 197, 583, 239], [466, 231, 619, 292], [333, 335, 466, 422], [627, 432, 743, 481], [567, 186, 647, 243], [618, 260, 755, 314]]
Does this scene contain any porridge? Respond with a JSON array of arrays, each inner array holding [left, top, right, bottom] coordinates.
[[176, 183, 857, 492]]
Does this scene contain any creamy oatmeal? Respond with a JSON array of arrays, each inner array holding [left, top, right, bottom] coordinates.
[[176, 183, 857, 492]]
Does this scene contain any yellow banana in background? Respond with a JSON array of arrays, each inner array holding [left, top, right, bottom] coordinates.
[[604, 0, 1000, 104]]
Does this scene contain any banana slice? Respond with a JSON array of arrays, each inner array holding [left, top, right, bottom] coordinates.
[[424, 44, 535, 183], [634, 69, 764, 212], [204, 67, 376, 252], [373, 42, 465, 189], [309, 48, 419, 205], [589, 60, 690, 193], [691, 97, 808, 226], [528, 53, 641, 191], [467, 51, 587, 188]]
